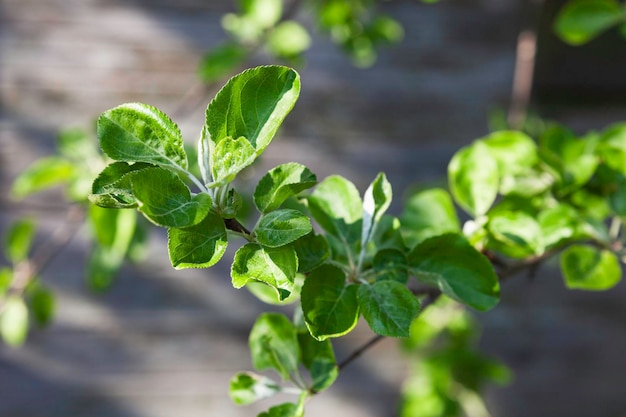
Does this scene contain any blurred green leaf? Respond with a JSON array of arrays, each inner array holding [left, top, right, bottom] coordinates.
[[555, 0, 625, 45], [561, 245, 621, 290], [4, 218, 36, 264], [198, 43, 248, 84], [400, 188, 460, 247], [249, 313, 299, 380], [268, 21, 312, 58], [487, 211, 544, 259], [12, 157, 75, 199], [28, 285, 55, 327], [0, 296, 29, 347], [229, 372, 282, 405]]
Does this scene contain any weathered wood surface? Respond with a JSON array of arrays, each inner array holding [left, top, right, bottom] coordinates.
[[2, 0, 626, 416]]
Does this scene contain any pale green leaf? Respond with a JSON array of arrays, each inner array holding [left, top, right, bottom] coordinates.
[[0, 296, 29, 347], [131, 167, 212, 228], [11, 157, 75, 199], [482, 131, 538, 176], [267, 21, 312, 58], [240, 0, 283, 29], [232, 244, 298, 300], [362, 172, 392, 247], [4, 218, 36, 264], [408, 234, 500, 311], [300, 264, 359, 340], [254, 162, 317, 213], [256, 209, 312, 248], [448, 141, 499, 217], [211, 136, 256, 186], [358, 281, 420, 337], [229, 372, 281, 405], [400, 188, 460, 247], [249, 313, 299, 380], [98, 103, 187, 170], [205, 66, 300, 160], [538, 204, 581, 249], [168, 212, 228, 269], [561, 245, 621, 290]]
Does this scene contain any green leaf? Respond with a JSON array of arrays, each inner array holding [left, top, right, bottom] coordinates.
[[400, 188, 460, 247], [89, 162, 153, 208], [205, 66, 300, 159], [408, 234, 500, 311], [210, 136, 256, 186], [57, 128, 97, 162], [538, 204, 581, 249], [267, 21, 312, 58], [560, 245, 621, 290], [301, 264, 359, 340], [131, 167, 212, 228], [292, 232, 329, 273], [487, 211, 545, 259], [4, 218, 36, 264], [168, 212, 228, 269], [11, 157, 75, 199], [232, 244, 298, 300], [297, 331, 337, 392], [0, 296, 29, 347], [362, 172, 392, 247], [246, 274, 304, 305], [256, 209, 312, 248], [448, 141, 499, 217], [240, 0, 283, 29], [258, 399, 305, 417], [198, 43, 249, 84], [482, 131, 538, 176], [229, 372, 282, 405], [254, 162, 317, 213], [555, 0, 624, 45], [0, 268, 13, 296], [373, 248, 408, 283], [249, 313, 299, 379], [358, 281, 420, 337], [97, 103, 188, 170], [307, 175, 362, 244], [28, 286, 55, 327], [86, 245, 124, 292]]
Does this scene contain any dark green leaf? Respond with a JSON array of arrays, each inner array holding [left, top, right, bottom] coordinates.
[[11, 157, 75, 199], [408, 234, 500, 311], [168, 212, 228, 269], [301, 264, 359, 340], [362, 172, 392, 247], [89, 162, 153, 208], [292, 232, 329, 273], [256, 209, 312, 248], [0, 296, 29, 347], [232, 244, 298, 300], [487, 211, 544, 259], [373, 248, 408, 283], [205, 66, 300, 158], [131, 167, 212, 228], [448, 141, 499, 217], [249, 313, 299, 379], [560, 245, 621, 290], [254, 162, 317, 213], [28, 286, 55, 327], [229, 372, 281, 405], [555, 0, 624, 45], [358, 281, 420, 337], [307, 175, 362, 244], [98, 103, 187, 170], [198, 43, 248, 84], [400, 188, 460, 247], [210, 136, 256, 186], [4, 218, 36, 264]]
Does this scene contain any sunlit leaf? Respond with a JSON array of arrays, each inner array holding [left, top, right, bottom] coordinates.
[[256, 209, 312, 248], [561, 245, 621, 290], [254, 162, 317, 213], [555, 0, 624, 45], [400, 188, 460, 247], [11, 157, 75, 199], [168, 212, 228, 269]]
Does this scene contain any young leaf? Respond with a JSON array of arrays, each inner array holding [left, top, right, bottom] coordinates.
[[11, 157, 75, 199], [358, 281, 420, 337], [28, 286, 55, 327], [4, 218, 36, 264], [249, 313, 299, 380], [487, 211, 545, 259], [292, 232, 329, 273], [255, 209, 312, 248], [361, 172, 392, 247], [205, 66, 300, 157], [198, 42, 249, 84], [254, 162, 317, 213], [481, 131, 538, 177], [229, 372, 282, 405], [0, 296, 29, 347], [210, 136, 256, 186], [400, 188, 460, 247], [448, 141, 499, 217], [408, 234, 500, 311], [258, 400, 305, 417], [554, 0, 624, 45], [89, 161, 153, 208], [168, 212, 228, 269], [373, 248, 408, 283], [131, 167, 212, 228], [300, 264, 359, 340], [97, 103, 188, 170], [307, 175, 362, 244], [560, 245, 621, 290], [231, 244, 298, 300]]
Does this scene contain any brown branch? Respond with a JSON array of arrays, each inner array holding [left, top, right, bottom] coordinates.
[[224, 217, 252, 236]]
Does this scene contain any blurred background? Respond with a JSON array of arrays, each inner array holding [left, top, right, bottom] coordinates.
[[2, 0, 626, 416]]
